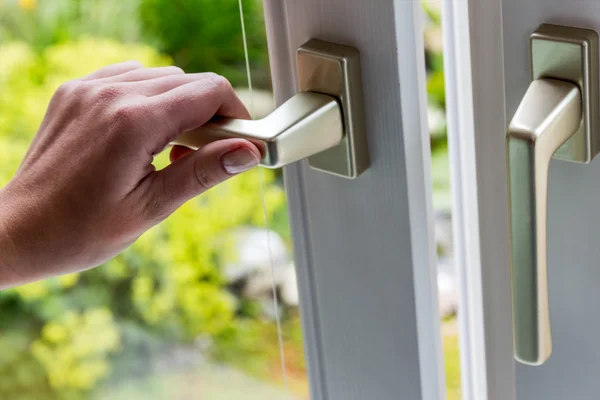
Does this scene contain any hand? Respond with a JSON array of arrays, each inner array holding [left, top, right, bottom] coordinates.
[[0, 61, 261, 288]]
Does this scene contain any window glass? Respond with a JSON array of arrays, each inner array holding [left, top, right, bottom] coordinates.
[[0, 1, 459, 399], [0, 1, 308, 398]]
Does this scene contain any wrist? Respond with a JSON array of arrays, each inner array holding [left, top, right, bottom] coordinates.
[[0, 185, 26, 288]]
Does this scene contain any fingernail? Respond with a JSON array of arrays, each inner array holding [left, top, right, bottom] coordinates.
[[221, 147, 260, 174]]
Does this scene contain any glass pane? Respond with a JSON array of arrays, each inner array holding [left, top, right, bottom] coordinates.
[[422, 1, 461, 399], [0, 0, 308, 398]]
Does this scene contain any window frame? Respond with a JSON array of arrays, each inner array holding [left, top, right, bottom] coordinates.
[[264, 1, 445, 399]]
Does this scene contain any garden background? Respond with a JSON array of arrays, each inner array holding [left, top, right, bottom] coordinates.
[[0, 1, 456, 399]]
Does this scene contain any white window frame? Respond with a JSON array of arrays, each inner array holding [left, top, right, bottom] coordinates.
[[263, 1, 445, 399], [444, 1, 600, 399], [442, 0, 517, 399]]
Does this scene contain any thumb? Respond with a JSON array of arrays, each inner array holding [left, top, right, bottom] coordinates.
[[146, 139, 261, 218]]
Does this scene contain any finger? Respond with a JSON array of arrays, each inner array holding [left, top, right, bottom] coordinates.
[[142, 139, 260, 219], [94, 66, 184, 85], [124, 72, 219, 97], [81, 60, 144, 81], [148, 75, 250, 136], [169, 145, 194, 163]]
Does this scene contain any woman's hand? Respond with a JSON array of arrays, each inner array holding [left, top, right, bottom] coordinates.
[[0, 61, 261, 288]]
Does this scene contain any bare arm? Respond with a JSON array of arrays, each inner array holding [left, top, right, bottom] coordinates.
[[0, 61, 260, 288]]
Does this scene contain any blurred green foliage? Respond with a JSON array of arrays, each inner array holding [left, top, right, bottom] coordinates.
[[423, 2, 451, 212], [0, 0, 269, 88], [0, 0, 144, 49], [0, 37, 287, 398], [139, 0, 270, 88]]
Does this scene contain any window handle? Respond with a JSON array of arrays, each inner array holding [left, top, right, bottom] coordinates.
[[173, 91, 343, 169], [507, 78, 581, 365], [506, 24, 599, 366], [173, 39, 370, 179]]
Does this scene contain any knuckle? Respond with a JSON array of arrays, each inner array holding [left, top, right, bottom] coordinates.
[[126, 60, 144, 68], [54, 80, 87, 101], [95, 84, 125, 103], [110, 103, 145, 129], [49, 80, 91, 113], [193, 159, 222, 190], [142, 192, 168, 222], [55, 81, 75, 97], [206, 73, 233, 94], [140, 177, 171, 223], [166, 66, 184, 74]]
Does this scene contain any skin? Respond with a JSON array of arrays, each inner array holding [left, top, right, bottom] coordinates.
[[0, 61, 261, 288]]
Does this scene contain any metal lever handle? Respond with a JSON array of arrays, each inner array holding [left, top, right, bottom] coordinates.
[[172, 91, 344, 169], [507, 78, 582, 365]]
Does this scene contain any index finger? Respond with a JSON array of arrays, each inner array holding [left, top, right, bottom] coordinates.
[[148, 74, 250, 138]]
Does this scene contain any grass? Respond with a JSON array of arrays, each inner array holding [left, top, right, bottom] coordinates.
[[444, 329, 461, 400]]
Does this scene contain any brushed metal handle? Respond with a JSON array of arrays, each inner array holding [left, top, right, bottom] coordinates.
[[506, 24, 599, 366], [171, 39, 370, 179], [507, 78, 582, 365], [172, 91, 344, 169]]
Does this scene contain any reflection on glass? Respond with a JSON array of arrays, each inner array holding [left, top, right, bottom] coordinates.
[[0, 0, 308, 399]]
